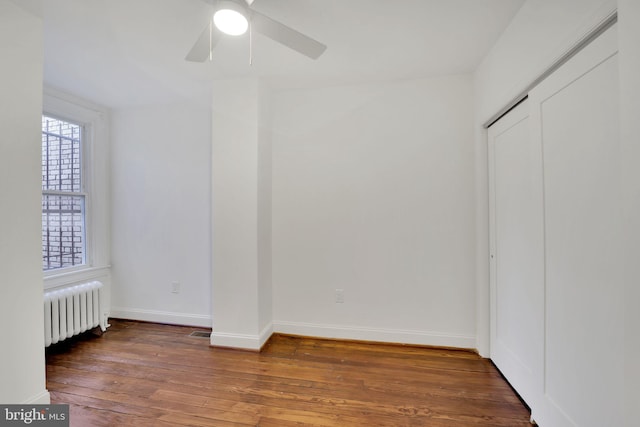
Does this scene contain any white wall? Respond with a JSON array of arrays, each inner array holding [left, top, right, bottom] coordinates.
[[472, 0, 616, 356], [0, 0, 49, 404], [618, 1, 640, 425], [271, 75, 476, 348], [110, 103, 212, 327]]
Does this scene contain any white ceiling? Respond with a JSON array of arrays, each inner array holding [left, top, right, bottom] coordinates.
[[16, 0, 524, 108]]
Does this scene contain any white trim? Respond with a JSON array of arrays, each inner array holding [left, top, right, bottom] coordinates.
[[273, 321, 476, 350], [210, 331, 262, 350], [44, 86, 107, 117], [209, 323, 273, 351], [24, 390, 51, 404], [110, 307, 211, 328], [44, 266, 110, 290], [259, 322, 274, 348]]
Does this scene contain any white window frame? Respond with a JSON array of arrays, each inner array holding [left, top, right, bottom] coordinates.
[[42, 113, 89, 272], [43, 89, 110, 290]]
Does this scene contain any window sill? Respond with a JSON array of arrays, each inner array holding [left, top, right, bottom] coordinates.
[[44, 265, 111, 291]]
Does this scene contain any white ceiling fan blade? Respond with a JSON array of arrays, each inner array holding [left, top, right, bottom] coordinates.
[[250, 10, 326, 59], [185, 21, 221, 62]]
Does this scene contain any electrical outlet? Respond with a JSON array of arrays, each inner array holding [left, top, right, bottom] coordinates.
[[335, 288, 344, 304], [171, 281, 181, 294]]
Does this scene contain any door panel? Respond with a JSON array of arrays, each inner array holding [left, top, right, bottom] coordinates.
[[488, 99, 544, 409], [529, 24, 623, 427]]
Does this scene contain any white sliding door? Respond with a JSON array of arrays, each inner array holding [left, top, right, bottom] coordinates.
[[489, 23, 623, 426], [488, 99, 544, 410], [529, 24, 623, 427]]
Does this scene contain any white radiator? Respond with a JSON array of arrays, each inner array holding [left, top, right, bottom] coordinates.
[[44, 281, 108, 347]]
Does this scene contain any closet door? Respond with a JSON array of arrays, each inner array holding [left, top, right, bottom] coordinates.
[[529, 24, 623, 427], [488, 99, 544, 410]]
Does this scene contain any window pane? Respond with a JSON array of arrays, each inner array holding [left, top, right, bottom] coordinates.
[[42, 116, 81, 192], [42, 194, 85, 271]]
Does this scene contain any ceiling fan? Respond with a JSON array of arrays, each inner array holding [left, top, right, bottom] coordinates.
[[185, 0, 327, 62]]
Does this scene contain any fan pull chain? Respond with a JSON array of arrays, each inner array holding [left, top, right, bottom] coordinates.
[[209, 18, 213, 61], [249, 21, 253, 65]]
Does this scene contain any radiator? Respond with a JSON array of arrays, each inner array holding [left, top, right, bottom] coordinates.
[[44, 281, 108, 347]]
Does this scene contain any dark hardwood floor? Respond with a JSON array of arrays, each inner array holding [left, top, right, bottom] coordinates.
[[46, 319, 531, 426]]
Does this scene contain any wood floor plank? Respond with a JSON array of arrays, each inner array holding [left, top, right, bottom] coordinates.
[[46, 319, 531, 426]]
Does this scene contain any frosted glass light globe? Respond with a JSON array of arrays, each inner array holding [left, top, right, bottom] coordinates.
[[214, 8, 248, 36]]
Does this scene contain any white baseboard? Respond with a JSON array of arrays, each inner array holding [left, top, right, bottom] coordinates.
[[24, 389, 51, 404], [273, 321, 476, 349], [110, 307, 211, 328], [259, 322, 274, 349], [210, 322, 274, 351], [107, 311, 475, 350]]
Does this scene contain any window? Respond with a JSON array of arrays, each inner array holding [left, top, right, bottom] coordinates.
[[41, 115, 86, 271]]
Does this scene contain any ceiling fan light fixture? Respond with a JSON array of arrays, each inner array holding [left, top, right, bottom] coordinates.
[[214, 1, 249, 36]]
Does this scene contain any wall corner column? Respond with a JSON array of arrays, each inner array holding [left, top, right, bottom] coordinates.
[[210, 79, 273, 350]]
